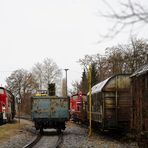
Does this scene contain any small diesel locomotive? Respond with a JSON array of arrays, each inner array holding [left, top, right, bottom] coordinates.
[[0, 87, 15, 125]]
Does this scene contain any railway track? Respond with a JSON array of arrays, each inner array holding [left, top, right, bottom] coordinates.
[[55, 132, 63, 148], [23, 130, 63, 148], [23, 133, 42, 148]]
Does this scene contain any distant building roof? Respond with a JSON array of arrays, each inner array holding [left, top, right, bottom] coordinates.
[[131, 64, 148, 77]]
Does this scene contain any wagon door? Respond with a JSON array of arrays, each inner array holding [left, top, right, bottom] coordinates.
[[32, 98, 51, 119], [50, 98, 69, 120], [141, 77, 148, 134], [103, 75, 131, 129]]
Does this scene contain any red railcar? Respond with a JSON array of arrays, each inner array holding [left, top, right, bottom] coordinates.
[[0, 87, 15, 124], [70, 92, 87, 123]]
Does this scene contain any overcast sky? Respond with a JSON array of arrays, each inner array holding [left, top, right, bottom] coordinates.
[[0, 0, 147, 89]]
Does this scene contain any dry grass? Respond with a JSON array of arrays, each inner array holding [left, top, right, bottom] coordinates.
[[66, 121, 74, 126], [0, 119, 33, 143]]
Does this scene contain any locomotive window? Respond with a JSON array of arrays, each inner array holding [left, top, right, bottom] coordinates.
[[73, 96, 78, 100], [77, 102, 82, 111], [0, 88, 4, 94]]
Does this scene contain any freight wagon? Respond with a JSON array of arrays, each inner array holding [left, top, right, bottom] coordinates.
[[31, 95, 70, 133], [0, 87, 15, 124], [130, 64, 148, 139], [87, 74, 131, 130]]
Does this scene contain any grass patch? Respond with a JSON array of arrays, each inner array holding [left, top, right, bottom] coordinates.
[[0, 120, 30, 143]]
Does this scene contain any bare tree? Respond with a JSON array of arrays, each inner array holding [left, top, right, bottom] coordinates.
[[78, 54, 109, 82], [6, 69, 38, 115], [123, 37, 148, 72], [32, 62, 43, 89], [100, 0, 148, 38], [69, 80, 80, 95], [78, 55, 94, 72], [78, 37, 148, 90], [42, 58, 62, 84], [6, 69, 35, 98], [32, 58, 62, 95], [105, 46, 125, 74], [93, 54, 108, 81]]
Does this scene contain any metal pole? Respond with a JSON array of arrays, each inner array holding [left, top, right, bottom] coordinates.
[[64, 69, 69, 96], [88, 65, 92, 137]]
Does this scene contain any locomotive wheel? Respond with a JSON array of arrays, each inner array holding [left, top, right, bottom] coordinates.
[[7, 114, 12, 123], [0, 118, 3, 125]]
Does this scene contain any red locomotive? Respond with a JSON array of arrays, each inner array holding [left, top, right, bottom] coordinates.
[[70, 91, 87, 123], [0, 87, 15, 124]]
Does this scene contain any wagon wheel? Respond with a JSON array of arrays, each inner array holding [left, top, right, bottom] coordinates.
[[39, 128, 44, 134], [57, 129, 61, 134]]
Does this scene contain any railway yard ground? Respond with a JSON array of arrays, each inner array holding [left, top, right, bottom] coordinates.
[[0, 119, 143, 148]]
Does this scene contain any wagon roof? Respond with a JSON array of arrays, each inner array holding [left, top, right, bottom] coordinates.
[[88, 74, 131, 95], [131, 64, 148, 77], [91, 77, 111, 94]]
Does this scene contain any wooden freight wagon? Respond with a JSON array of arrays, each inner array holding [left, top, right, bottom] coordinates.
[[87, 74, 131, 130], [130, 64, 148, 139]]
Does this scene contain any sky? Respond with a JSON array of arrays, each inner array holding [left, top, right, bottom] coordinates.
[[0, 0, 148, 89]]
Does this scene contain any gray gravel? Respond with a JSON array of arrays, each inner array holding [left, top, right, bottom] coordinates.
[[0, 121, 139, 148], [61, 122, 139, 148]]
